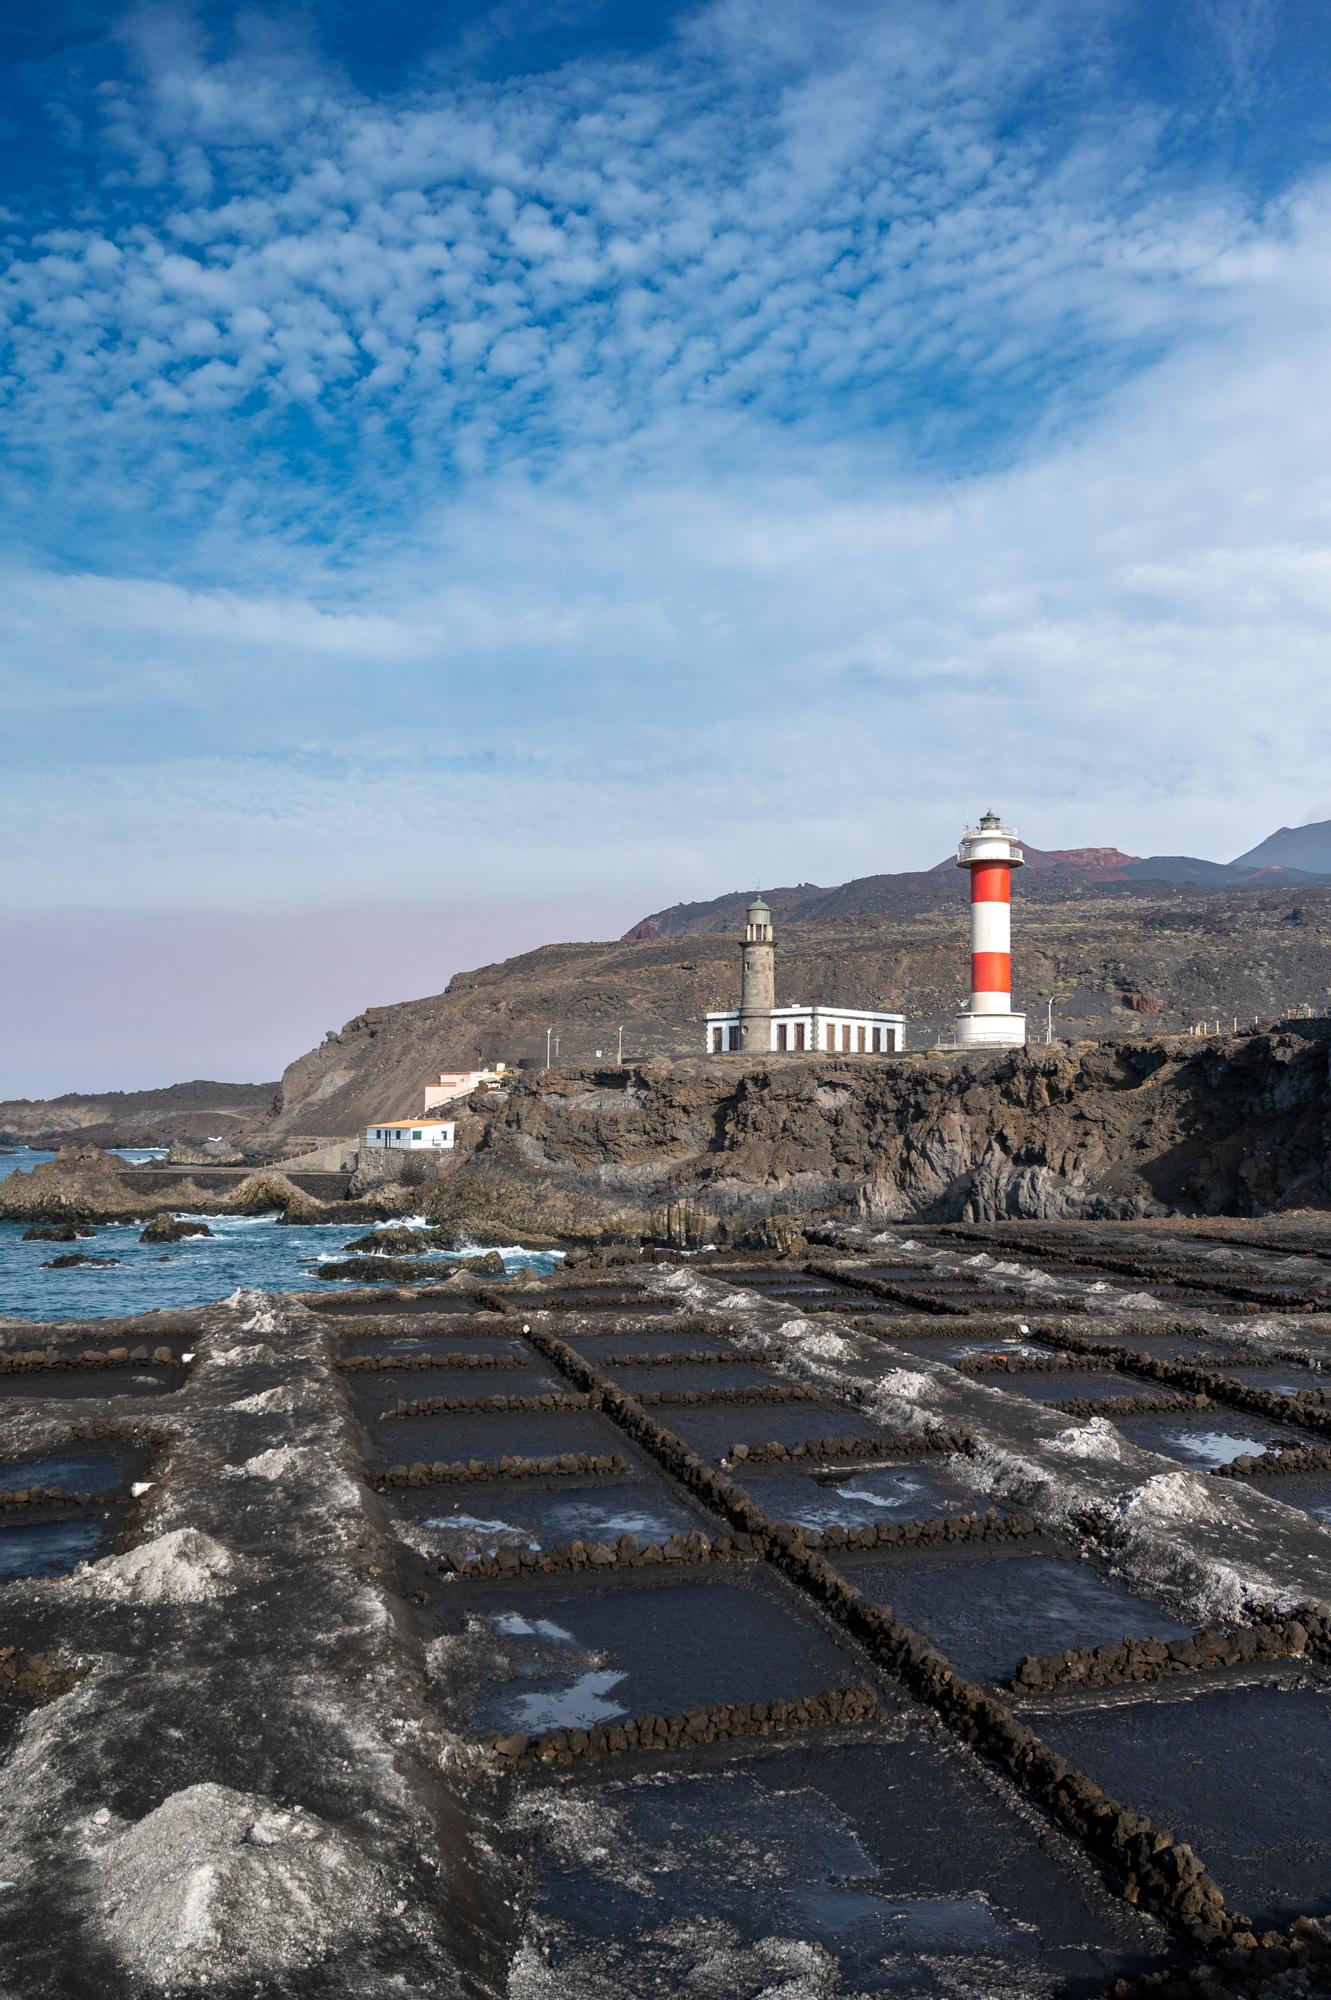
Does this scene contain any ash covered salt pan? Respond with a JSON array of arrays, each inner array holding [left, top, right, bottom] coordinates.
[[866, 1368, 936, 1403], [506, 1924, 852, 2000], [780, 1326, 853, 1364], [71, 1527, 235, 1604], [984, 1259, 1068, 1292], [508, 1791, 651, 1891], [1112, 1468, 1229, 1531], [230, 1384, 305, 1415], [235, 1445, 361, 1509], [228, 1293, 294, 1335], [207, 1343, 281, 1368], [1045, 1418, 1130, 1462], [1086, 1286, 1161, 1314], [96, 1783, 389, 1991]]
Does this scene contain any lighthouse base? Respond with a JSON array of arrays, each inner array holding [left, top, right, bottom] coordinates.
[[955, 1008, 1026, 1049]]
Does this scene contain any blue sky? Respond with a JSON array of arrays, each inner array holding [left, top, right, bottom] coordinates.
[[4, 0, 1331, 1091]]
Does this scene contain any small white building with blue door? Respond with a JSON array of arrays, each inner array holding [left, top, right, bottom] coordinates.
[[363, 1119, 457, 1152]]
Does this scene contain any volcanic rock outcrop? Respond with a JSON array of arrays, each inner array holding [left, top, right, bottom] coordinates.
[[413, 1028, 1331, 1244]]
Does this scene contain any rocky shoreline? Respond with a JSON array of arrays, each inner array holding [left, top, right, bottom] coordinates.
[[408, 1026, 1331, 1244], [5, 1027, 1330, 1250]]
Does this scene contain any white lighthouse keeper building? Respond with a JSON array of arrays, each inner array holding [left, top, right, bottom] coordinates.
[[954, 811, 1027, 1047]]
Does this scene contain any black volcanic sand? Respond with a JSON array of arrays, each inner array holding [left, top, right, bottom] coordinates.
[[1214, 1364, 1330, 1397], [0, 1511, 108, 1583], [665, 1402, 886, 1462], [1039, 1680, 1331, 1928], [595, 1361, 785, 1397], [517, 1734, 1164, 1995], [337, 1335, 534, 1363], [1073, 1330, 1275, 1359], [345, 1365, 562, 1414], [736, 1460, 984, 1531], [0, 1367, 187, 1401], [1113, 1408, 1325, 1469], [973, 1368, 1147, 1406], [746, 1285, 874, 1308], [438, 1568, 878, 1737], [367, 1406, 634, 1468], [882, 1334, 1052, 1364], [398, 1475, 715, 1561], [309, 1291, 504, 1317], [838, 1544, 1192, 1686], [560, 1327, 740, 1361], [507, 1292, 673, 1315]]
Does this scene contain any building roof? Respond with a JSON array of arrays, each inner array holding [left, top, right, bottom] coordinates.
[[367, 1118, 456, 1129]]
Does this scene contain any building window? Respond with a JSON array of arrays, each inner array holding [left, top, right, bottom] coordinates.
[[728, 1025, 741, 1051], [871, 1027, 881, 1053], [827, 1024, 838, 1051], [886, 1028, 897, 1052], [412, 1130, 422, 1142], [777, 1023, 788, 1051], [794, 1022, 806, 1050], [857, 1025, 866, 1052], [842, 1024, 851, 1052], [712, 1025, 723, 1053]]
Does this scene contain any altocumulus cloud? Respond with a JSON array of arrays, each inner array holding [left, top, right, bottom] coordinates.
[[3, 0, 1331, 923]]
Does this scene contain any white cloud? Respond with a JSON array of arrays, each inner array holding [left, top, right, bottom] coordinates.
[[2, 0, 1330, 941]]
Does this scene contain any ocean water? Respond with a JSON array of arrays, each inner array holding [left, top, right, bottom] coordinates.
[[0, 1148, 558, 1323]]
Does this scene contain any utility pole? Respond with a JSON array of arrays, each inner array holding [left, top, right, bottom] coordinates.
[[545, 1027, 552, 1070], [1046, 996, 1055, 1045], [617, 1024, 623, 1063], [553, 1031, 560, 1063]]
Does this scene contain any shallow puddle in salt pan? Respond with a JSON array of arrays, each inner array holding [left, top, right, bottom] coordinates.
[[738, 1462, 978, 1530], [0, 1514, 106, 1583], [1114, 1411, 1320, 1469], [840, 1547, 1190, 1685], [449, 1570, 869, 1736], [405, 1477, 707, 1558], [516, 1738, 1163, 1994]]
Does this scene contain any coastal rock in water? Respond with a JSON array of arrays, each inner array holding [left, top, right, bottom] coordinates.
[[0, 1146, 221, 1225], [339, 1225, 456, 1255], [226, 1174, 325, 1224], [42, 1253, 119, 1268], [315, 1255, 440, 1284], [0, 1146, 147, 1223], [141, 1218, 214, 1244], [457, 1249, 506, 1276], [166, 1137, 246, 1166], [22, 1222, 92, 1242]]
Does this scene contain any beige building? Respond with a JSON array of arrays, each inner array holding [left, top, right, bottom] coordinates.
[[422, 1065, 507, 1111]]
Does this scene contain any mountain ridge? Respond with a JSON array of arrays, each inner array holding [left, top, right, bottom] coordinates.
[[625, 823, 1331, 941]]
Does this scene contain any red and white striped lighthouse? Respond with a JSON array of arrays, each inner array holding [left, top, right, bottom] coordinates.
[[955, 811, 1027, 1047]]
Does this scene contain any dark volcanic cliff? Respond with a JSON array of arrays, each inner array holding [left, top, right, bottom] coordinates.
[[407, 1027, 1331, 1244], [262, 880, 1331, 1144]]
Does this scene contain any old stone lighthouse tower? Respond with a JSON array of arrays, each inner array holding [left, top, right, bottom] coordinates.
[[704, 893, 906, 1054], [738, 894, 776, 1052]]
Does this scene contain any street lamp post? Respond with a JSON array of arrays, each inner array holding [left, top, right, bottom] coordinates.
[[545, 1027, 552, 1070], [617, 1024, 623, 1063]]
